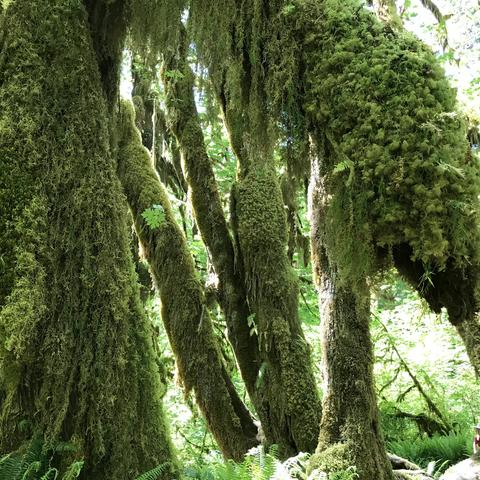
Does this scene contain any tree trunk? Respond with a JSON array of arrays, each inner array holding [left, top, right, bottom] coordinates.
[[116, 101, 258, 461], [162, 24, 321, 457], [162, 25, 261, 412], [233, 160, 322, 458], [0, 1, 176, 478], [308, 146, 393, 480], [372, 0, 403, 29], [455, 317, 480, 377]]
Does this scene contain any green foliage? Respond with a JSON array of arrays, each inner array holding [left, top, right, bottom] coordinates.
[[329, 467, 359, 480], [389, 432, 469, 471], [0, 437, 83, 480], [142, 205, 166, 229], [184, 447, 282, 480], [135, 463, 170, 480], [163, 69, 185, 81], [300, 0, 480, 289]]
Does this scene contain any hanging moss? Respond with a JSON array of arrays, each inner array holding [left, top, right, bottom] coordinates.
[[161, 24, 263, 406], [178, 0, 322, 456], [128, 0, 185, 64], [116, 100, 258, 461], [0, 2, 176, 478], [295, 0, 480, 310], [84, 0, 129, 106]]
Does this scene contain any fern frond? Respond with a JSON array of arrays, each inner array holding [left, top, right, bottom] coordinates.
[[39, 467, 59, 480], [135, 463, 170, 480], [0, 453, 23, 480], [22, 460, 42, 479], [61, 461, 84, 480]]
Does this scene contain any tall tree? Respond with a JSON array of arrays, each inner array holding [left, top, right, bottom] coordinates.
[[0, 1, 176, 478], [116, 100, 258, 460], [181, 3, 322, 456], [296, 0, 477, 477], [308, 152, 393, 479], [161, 24, 265, 442]]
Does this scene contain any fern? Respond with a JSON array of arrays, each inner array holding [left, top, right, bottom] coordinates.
[[0, 453, 23, 480], [39, 468, 59, 480], [0, 438, 83, 480], [61, 461, 84, 480], [183, 446, 285, 480], [135, 463, 170, 480]]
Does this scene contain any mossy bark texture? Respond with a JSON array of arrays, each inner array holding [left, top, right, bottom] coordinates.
[[372, 0, 403, 29], [162, 23, 321, 457], [0, 2, 176, 478], [308, 150, 394, 480], [298, 0, 478, 295], [455, 317, 480, 377], [116, 101, 258, 461], [162, 26, 262, 416], [233, 161, 322, 457]]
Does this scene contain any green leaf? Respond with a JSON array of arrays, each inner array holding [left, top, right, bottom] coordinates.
[[164, 69, 185, 81], [141, 205, 166, 230]]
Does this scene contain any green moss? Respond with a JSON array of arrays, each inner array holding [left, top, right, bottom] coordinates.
[[116, 101, 258, 461], [297, 0, 480, 295], [308, 443, 354, 476], [0, 2, 176, 478], [181, 0, 322, 456], [235, 164, 321, 456]]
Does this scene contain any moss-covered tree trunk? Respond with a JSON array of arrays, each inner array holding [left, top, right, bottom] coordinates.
[[453, 318, 480, 377], [162, 24, 321, 457], [161, 26, 262, 416], [371, 0, 403, 28], [233, 158, 322, 457], [308, 149, 393, 480], [116, 101, 258, 461], [0, 2, 176, 478]]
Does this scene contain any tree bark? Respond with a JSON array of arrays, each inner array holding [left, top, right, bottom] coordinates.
[[308, 145, 393, 480], [455, 317, 480, 377], [0, 2, 176, 478], [116, 101, 258, 461], [162, 25, 261, 411], [162, 24, 321, 457], [371, 0, 403, 29]]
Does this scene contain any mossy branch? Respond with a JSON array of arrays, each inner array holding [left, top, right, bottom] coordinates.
[[116, 100, 258, 461]]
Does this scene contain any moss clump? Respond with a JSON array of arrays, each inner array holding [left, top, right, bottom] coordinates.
[[299, 0, 480, 297], [0, 2, 176, 478], [308, 443, 354, 477]]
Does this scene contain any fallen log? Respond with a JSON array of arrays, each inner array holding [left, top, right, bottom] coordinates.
[[388, 453, 423, 471]]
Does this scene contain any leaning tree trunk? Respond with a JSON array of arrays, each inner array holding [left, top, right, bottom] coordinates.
[[0, 2, 176, 478], [116, 101, 258, 461], [232, 157, 322, 458], [307, 146, 393, 480], [161, 23, 321, 457], [161, 25, 262, 419]]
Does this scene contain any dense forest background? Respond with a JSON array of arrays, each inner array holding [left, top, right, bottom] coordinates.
[[0, 0, 479, 479]]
